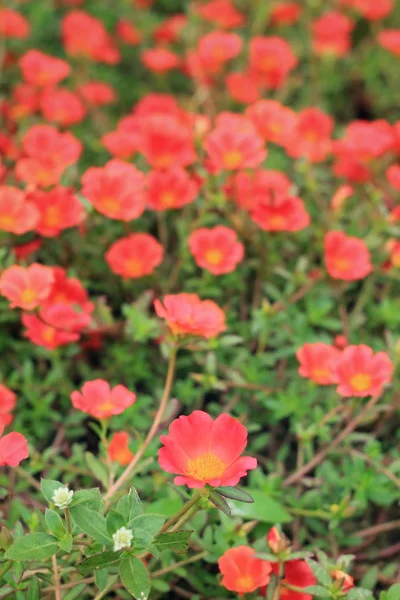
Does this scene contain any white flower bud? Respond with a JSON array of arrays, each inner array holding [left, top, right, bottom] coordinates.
[[52, 486, 74, 510], [112, 526, 133, 551]]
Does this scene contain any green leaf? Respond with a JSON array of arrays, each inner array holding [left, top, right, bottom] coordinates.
[[70, 505, 111, 546], [77, 550, 121, 575], [288, 551, 313, 560], [208, 490, 231, 516], [106, 511, 127, 537], [387, 584, 400, 600], [306, 559, 332, 587], [41, 479, 63, 504], [128, 514, 165, 535], [347, 589, 374, 600], [85, 452, 109, 488], [228, 489, 292, 523], [57, 534, 72, 553], [26, 578, 40, 600], [254, 552, 279, 562], [217, 487, 254, 503], [154, 530, 193, 554], [5, 533, 59, 561], [45, 509, 66, 539], [119, 556, 151, 600], [303, 585, 331, 597], [116, 488, 143, 521], [0, 526, 13, 550], [12, 561, 23, 583], [63, 584, 87, 600], [69, 488, 102, 511], [266, 574, 279, 600]]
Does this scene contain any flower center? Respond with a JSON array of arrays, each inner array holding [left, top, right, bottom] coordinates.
[[154, 154, 173, 169], [161, 192, 176, 208], [43, 327, 56, 343], [236, 575, 255, 593], [21, 288, 37, 304], [45, 206, 61, 227], [99, 400, 115, 413], [0, 215, 15, 228], [334, 257, 350, 271], [269, 215, 286, 227], [101, 197, 120, 213], [223, 150, 243, 169], [312, 367, 330, 380], [350, 373, 372, 392], [125, 258, 143, 277], [205, 249, 223, 265], [186, 452, 225, 481]]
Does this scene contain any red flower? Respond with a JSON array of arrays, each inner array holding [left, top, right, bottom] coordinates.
[[232, 169, 292, 211], [22, 313, 80, 350], [297, 343, 341, 385], [154, 293, 226, 339], [40, 88, 86, 127], [82, 159, 146, 221], [108, 432, 134, 466], [30, 186, 85, 237], [137, 114, 196, 170], [0, 264, 54, 310], [334, 345, 393, 397], [116, 19, 142, 45], [141, 48, 180, 73], [0, 8, 30, 39], [379, 30, 400, 57], [270, 3, 302, 26], [312, 12, 354, 57], [331, 185, 354, 212], [77, 81, 117, 106], [197, 31, 243, 74], [158, 410, 257, 488], [71, 379, 137, 419], [8, 83, 40, 121], [205, 124, 266, 171], [272, 559, 316, 600], [0, 186, 39, 235], [196, 0, 245, 29], [44, 267, 94, 316], [285, 108, 333, 163], [153, 15, 187, 44], [226, 72, 260, 104], [102, 117, 139, 160], [189, 226, 244, 275], [62, 10, 120, 64], [251, 194, 310, 232], [0, 384, 17, 429], [14, 240, 43, 260], [19, 50, 71, 87], [106, 233, 164, 279], [341, 0, 393, 21], [218, 546, 272, 596], [147, 167, 199, 211], [331, 570, 354, 593], [249, 36, 298, 88], [0, 424, 29, 468], [387, 240, 400, 269], [387, 165, 400, 190], [246, 100, 296, 146], [324, 231, 372, 281]]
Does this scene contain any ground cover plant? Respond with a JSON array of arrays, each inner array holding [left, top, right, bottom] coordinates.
[[0, 0, 400, 598]]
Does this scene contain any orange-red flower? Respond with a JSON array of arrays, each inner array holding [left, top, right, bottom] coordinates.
[[331, 570, 354, 593], [0, 384, 17, 428], [325, 231, 372, 281], [226, 72, 260, 104], [106, 233, 164, 279], [249, 36, 298, 88], [297, 343, 341, 385], [251, 194, 310, 232], [196, 0, 245, 29], [0, 186, 39, 235], [82, 159, 146, 221], [285, 108, 333, 163], [0, 264, 54, 310], [71, 380, 137, 419], [62, 10, 120, 64], [197, 31, 243, 74], [387, 165, 400, 190], [270, 2, 302, 26], [108, 432, 134, 466], [205, 124, 266, 171], [218, 546, 272, 596], [312, 11, 354, 57], [378, 30, 400, 57], [44, 267, 94, 316], [141, 48, 180, 73], [0, 8, 30, 38], [153, 14, 187, 44], [77, 81, 117, 106], [189, 226, 244, 275], [30, 187, 85, 237], [154, 293, 226, 339], [159, 410, 257, 488], [341, 0, 393, 21], [8, 83, 40, 121], [271, 559, 316, 600], [246, 100, 296, 146], [232, 169, 292, 211], [334, 345, 393, 397], [137, 114, 196, 170], [22, 314, 80, 350], [0, 423, 29, 468], [147, 167, 199, 211], [116, 19, 142, 45], [40, 88, 86, 127], [19, 50, 71, 87], [331, 185, 354, 212]]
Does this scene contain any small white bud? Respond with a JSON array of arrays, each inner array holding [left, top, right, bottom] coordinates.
[[52, 486, 74, 510], [112, 526, 133, 552]]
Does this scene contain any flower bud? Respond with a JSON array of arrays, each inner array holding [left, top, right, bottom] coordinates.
[[52, 486, 74, 510]]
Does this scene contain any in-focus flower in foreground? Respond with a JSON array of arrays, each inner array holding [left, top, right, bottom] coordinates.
[[52, 486, 74, 509], [158, 410, 257, 488], [0, 424, 29, 467], [154, 293, 226, 339], [0, 264, 55, 310], [71, 379, 136, 419], [218, 546, 272, 595], [334, 345, 393, 397], [296, 342, 341, 385]]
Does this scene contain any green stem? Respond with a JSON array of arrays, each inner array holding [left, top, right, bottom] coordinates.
[[151, 550, 208, 578], [159, 492, 202, 534]]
